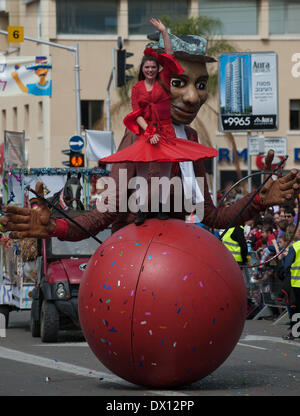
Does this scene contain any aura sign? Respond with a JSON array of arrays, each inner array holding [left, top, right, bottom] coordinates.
[[219, 52, 278, 132]]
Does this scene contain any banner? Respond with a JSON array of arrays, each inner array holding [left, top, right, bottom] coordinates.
[[219, 52, 278, 132], [0, 56, 52, 97], [4, 130, 25, 168]]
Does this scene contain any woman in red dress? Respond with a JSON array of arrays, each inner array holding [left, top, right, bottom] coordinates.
[[100, 18, 217, 225]]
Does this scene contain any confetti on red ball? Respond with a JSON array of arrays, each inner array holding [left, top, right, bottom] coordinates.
[[79, 219, 247, 388]]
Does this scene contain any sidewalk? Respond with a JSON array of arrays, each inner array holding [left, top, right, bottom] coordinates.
[[242, 316, 299, 341]]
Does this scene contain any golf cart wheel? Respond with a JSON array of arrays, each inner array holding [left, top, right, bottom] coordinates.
[[0, 305, 9, 329], [40, 300, 59, 343]]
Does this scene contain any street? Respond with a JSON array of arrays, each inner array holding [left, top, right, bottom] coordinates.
[[0, 311, 299, 397]]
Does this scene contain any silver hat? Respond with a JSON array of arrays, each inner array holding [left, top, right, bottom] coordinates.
[[147, 32, 216, 63]]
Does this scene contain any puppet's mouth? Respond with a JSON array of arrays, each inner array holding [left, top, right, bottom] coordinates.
[[171, 104, 199, 117]]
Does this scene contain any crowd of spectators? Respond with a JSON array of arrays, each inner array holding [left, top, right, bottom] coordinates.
[[216, 185, 299, 334]]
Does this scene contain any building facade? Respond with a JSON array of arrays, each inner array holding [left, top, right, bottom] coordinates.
[[0, 0, 300, 190]]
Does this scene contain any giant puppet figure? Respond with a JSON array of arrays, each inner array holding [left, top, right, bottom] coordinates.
[[1, 32, 300, 243]]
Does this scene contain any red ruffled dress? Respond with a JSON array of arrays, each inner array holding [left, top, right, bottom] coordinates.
[[100, 48, 218, 163]]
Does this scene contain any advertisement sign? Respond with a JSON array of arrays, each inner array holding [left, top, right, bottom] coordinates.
[[219, 52, 278, 132], [248, 136, 287, 156], [256, 155, 284, 170], [0, 55, 52, 97]]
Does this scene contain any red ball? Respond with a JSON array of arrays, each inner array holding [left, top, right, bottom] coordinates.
[[78, 219, 246, 388]]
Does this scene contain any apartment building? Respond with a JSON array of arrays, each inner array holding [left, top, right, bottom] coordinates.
[[0, 0, 299, 189]]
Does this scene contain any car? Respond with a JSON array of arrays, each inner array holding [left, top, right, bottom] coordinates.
[[30, 229, 110, 342]]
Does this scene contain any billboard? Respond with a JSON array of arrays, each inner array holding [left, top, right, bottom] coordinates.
[[0, 56, 52, 97], [219, 52, 278, 132]]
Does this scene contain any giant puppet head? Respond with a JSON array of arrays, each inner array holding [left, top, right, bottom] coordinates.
[[147, 32, 216, 125]]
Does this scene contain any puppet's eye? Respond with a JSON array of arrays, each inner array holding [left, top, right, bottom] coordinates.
[[170, 78, 186, 88], [196, 80, 207, 90]]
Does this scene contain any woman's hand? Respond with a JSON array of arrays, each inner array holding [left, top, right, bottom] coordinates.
[[150, 18, 167, 33], [150, 18, 173, 56], [149, 133, 160, 145]]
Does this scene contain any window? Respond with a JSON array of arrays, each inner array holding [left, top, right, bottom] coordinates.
[[12, 107, 17, 131], [24, 104, 29, 133], [290, 100, 300, 130], [56, 0, 118, 35], [81, 100, 104, 130], [1, 109, 6, 131], [269, 0, 300, 35], [128, 0, 189, 35], [38, 101, 43, 136], [198, 0, 258, 35]]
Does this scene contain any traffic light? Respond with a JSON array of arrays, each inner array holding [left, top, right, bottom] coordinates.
[[69, 150, 84, 167], [115, 49, 134, 87], [62, 149, 71, 167], [61, 150, 84, 167]]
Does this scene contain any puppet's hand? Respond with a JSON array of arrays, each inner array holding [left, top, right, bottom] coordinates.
[[259, 150, 300, 206], [0, 182, 54, 239]]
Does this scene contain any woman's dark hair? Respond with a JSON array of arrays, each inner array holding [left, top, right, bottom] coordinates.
[[138, 55, 159, 81]]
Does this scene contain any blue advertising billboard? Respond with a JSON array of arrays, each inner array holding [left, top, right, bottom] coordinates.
[[219, 52, 278, 132]]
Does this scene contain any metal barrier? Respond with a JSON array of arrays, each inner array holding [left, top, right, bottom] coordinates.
[[244, 248, 287, 323], [253, 277, 286, 321]]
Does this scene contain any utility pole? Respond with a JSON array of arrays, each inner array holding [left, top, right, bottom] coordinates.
[[39, 0, 51, 166], [106, 45, 117, 155]]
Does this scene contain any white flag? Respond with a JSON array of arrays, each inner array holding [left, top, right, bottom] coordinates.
[[85, 130, 116, 161]]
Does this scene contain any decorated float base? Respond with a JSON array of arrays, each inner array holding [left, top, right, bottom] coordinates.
[[79, 219, 247, 388]]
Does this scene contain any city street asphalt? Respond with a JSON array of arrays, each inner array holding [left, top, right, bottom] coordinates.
[[0, 311, 299, 397]]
